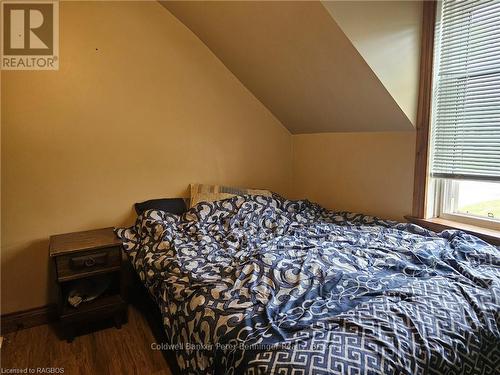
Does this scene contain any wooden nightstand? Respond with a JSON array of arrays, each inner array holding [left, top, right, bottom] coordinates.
[[49, 227, 127, 342]]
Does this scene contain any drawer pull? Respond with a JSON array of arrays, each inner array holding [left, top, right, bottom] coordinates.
[[84, 258, 96, 267], [70, 253, 108, 269]]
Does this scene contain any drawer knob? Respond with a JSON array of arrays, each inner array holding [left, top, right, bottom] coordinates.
[[84, 257, 96, 267]]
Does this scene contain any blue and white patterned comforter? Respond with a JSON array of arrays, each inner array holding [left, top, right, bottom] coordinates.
[[116, 195, 500, 375]]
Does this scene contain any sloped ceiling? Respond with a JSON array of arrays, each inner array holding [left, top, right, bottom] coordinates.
[[322, 1, 422, 126], [161, 1, 414, 134]]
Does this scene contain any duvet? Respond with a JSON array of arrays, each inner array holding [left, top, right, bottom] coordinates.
[[115, 195, 500, 375]]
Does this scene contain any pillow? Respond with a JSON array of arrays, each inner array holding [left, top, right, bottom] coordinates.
[[134, 198, 187, 216], [190, 183, 271, 208]]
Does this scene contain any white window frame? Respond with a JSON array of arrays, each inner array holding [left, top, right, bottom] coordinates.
[[433, 178, 500, 231]]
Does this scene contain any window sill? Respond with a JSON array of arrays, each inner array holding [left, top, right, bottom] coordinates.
[[404, 215, 500, 246]]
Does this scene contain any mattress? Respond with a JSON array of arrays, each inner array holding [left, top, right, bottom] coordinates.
[[115, 195, 500, 375]]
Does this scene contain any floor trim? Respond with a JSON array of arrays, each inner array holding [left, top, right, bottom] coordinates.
[[1, 305, 57, 334]]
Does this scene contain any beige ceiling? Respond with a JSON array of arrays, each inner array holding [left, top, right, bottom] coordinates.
[[323, 1, 422, 127], [161, 1, 414, 134]]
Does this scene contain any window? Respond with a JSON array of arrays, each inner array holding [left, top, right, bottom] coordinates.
[[432, 179, 500, 230], [427, 0, 500, 230]]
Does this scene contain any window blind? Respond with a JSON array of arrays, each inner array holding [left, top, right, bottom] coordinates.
[[431, 0, 500, 181]]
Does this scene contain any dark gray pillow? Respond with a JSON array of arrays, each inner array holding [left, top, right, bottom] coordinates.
[[134, 198, 187, 216]]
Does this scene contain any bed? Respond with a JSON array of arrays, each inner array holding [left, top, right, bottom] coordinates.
[[115, 194, 500, 375]]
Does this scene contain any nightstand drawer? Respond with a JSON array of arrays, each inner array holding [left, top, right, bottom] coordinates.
[[56, 246, 121, 281]]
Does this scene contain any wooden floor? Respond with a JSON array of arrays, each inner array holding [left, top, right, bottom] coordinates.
[[1, 305, 172, 375]]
